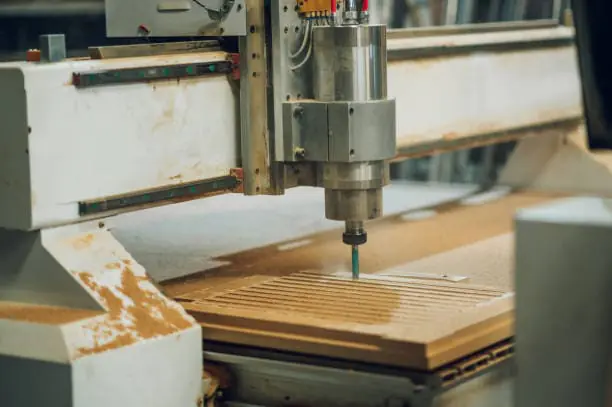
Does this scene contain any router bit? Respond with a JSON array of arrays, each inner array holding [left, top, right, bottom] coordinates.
[[351, 245, 359, 280]]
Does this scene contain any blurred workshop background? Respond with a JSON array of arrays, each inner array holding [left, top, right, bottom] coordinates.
[[0, 0, 571, 187]]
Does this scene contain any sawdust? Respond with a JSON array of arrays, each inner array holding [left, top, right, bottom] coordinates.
[[79, 273, 123, 320], [76, 333, 135, 356], [74, 266, 193, 358], [72, 233, 95, 250], [119, 268, 192, 337], [0, 301, 102, 324], [105, 262, 122, 270]]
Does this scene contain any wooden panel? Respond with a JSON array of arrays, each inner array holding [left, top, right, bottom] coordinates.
[[167, 190, 563, 370], [181, 271, 512, 370]]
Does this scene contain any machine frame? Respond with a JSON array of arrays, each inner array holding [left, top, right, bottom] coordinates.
[[0, 3, 585, 406]]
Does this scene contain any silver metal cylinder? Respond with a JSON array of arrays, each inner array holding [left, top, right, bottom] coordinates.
[[345, 0, 358, 12], [343, 0, 359, 24], [325, 189, 382, 221], [312, 24, 393, 232], [313, 25, 387, 102], [322, 162, 388, 190]]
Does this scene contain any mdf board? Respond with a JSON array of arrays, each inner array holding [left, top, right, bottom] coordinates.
[[166, 191, 561, 370], [179, 271, 513, 370]]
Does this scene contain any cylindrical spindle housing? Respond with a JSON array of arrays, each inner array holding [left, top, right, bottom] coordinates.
[[313, 25, 386, 102], [312, 24, 393, 244]]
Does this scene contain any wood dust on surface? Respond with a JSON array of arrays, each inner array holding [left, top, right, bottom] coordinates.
[[0, 301, 102, 325], [164, 190, 562, 297], [73, 264, 193, 357]]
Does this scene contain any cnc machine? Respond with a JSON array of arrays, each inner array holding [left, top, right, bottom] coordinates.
[[0, 1, 587, 406]]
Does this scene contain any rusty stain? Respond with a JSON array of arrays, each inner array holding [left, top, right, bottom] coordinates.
[[152, 101, 176, 132], [105, 262, 122, 270], [75, 266, 193, 358], [73, 234, 95, 250]]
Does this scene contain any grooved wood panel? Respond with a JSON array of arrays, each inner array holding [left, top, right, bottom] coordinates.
[[180, 271, 513, 370], [167, 191, 562, 370]]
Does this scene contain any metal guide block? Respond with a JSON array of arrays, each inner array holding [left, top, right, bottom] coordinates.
[[283, 99, 397, 164], [328, 99, 397, 162]]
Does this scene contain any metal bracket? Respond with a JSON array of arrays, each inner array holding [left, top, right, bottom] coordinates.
[[282, 101, 329, 162], [328, 99, 397, 162], [282, 99, 397, 163], [270, 0, 312, 162]]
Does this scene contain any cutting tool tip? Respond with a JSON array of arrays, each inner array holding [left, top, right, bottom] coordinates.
[[351, 245, 359, 280]]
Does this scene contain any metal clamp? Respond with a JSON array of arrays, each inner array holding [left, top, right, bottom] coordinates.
[[282, 99, 397, 163]]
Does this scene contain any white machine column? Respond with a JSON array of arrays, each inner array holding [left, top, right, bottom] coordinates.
[[516, 197, 612, 407], [0, 36, 245, 407]]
